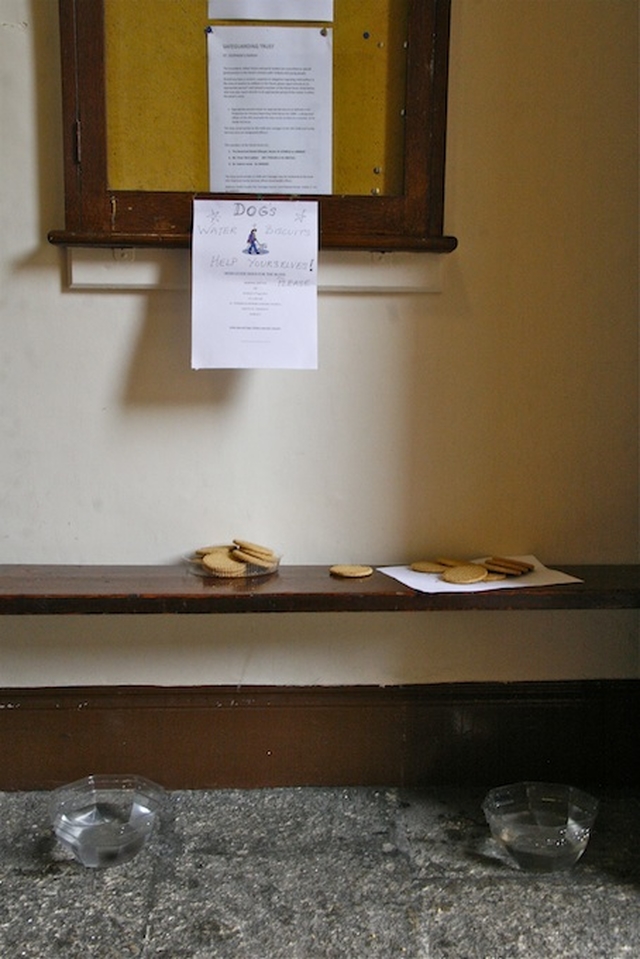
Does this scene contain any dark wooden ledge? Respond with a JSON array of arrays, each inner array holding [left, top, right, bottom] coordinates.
[[0, 564, 639, 615]]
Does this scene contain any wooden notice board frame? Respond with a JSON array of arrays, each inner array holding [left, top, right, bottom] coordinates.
[[48, 0, 457, 253]]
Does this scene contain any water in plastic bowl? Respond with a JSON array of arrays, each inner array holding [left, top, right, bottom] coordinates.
[[51, 775, 164, 869], [482, 782, 598, 873]]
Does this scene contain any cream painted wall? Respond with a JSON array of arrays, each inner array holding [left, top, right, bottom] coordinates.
[[0, 1, 638, 686]]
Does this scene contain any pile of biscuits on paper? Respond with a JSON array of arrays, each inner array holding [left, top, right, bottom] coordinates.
[[328, 555, 536, 582], [410, 555, 534, 585]]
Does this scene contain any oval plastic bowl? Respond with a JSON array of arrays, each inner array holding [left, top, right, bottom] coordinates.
[[482, 781, 599, 872], [50, 774, 165, 869]]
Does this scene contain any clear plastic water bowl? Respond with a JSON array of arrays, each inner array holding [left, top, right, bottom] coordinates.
[[482, 781, 599, 872], [50, 774, 165, 869]]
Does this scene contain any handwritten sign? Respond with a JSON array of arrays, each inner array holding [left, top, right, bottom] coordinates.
[[191, 199, 318, 369]]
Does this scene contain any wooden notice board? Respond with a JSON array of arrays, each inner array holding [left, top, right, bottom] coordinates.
[[105, 0, 408, 196], [49, 0, 456, 251]]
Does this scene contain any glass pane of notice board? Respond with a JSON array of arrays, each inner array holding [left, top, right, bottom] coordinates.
[[48, 0, 457, 252]]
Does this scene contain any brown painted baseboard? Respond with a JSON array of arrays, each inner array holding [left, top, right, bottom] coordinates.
[[1, 680, 638, 791]]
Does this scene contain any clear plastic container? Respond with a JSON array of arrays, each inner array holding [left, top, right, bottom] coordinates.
[[50, 774, 165, 868], [482, 781, 599, 872]]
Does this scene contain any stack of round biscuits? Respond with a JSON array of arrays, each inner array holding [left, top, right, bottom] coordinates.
[[190, 539, 279, 578]]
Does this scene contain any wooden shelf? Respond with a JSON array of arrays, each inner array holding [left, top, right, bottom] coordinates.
[[1, 564, 639, 615], [2, 564, 639, 791]]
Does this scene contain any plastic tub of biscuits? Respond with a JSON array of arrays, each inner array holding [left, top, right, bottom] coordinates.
[[186, 540, 280, 579]]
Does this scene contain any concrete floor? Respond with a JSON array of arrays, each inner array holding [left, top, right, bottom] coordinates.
[[0, 785, 638, 958]]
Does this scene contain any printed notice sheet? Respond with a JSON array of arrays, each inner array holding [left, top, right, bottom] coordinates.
[[207, 25, 332, 194], [208, 1, 334, 20], [191, 198, 318, 370]]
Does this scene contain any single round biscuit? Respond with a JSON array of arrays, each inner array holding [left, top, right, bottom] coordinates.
[[231, 548, 276, 569], [485, 556, 534, 574], [484, 572, 506, 581], [233, 539, 276, 560], [199, 566, 247, 578], [435, 557, 466, 568], [441, 563, 488, 585], [195, 544, 234, 557], [410, 561, 446, 573], [241, 549, 278, 564], [201, 551, 247, 577], [329, 564, 374, 578], [483, 561, 525, 576], [490, 556, 534, 570]]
